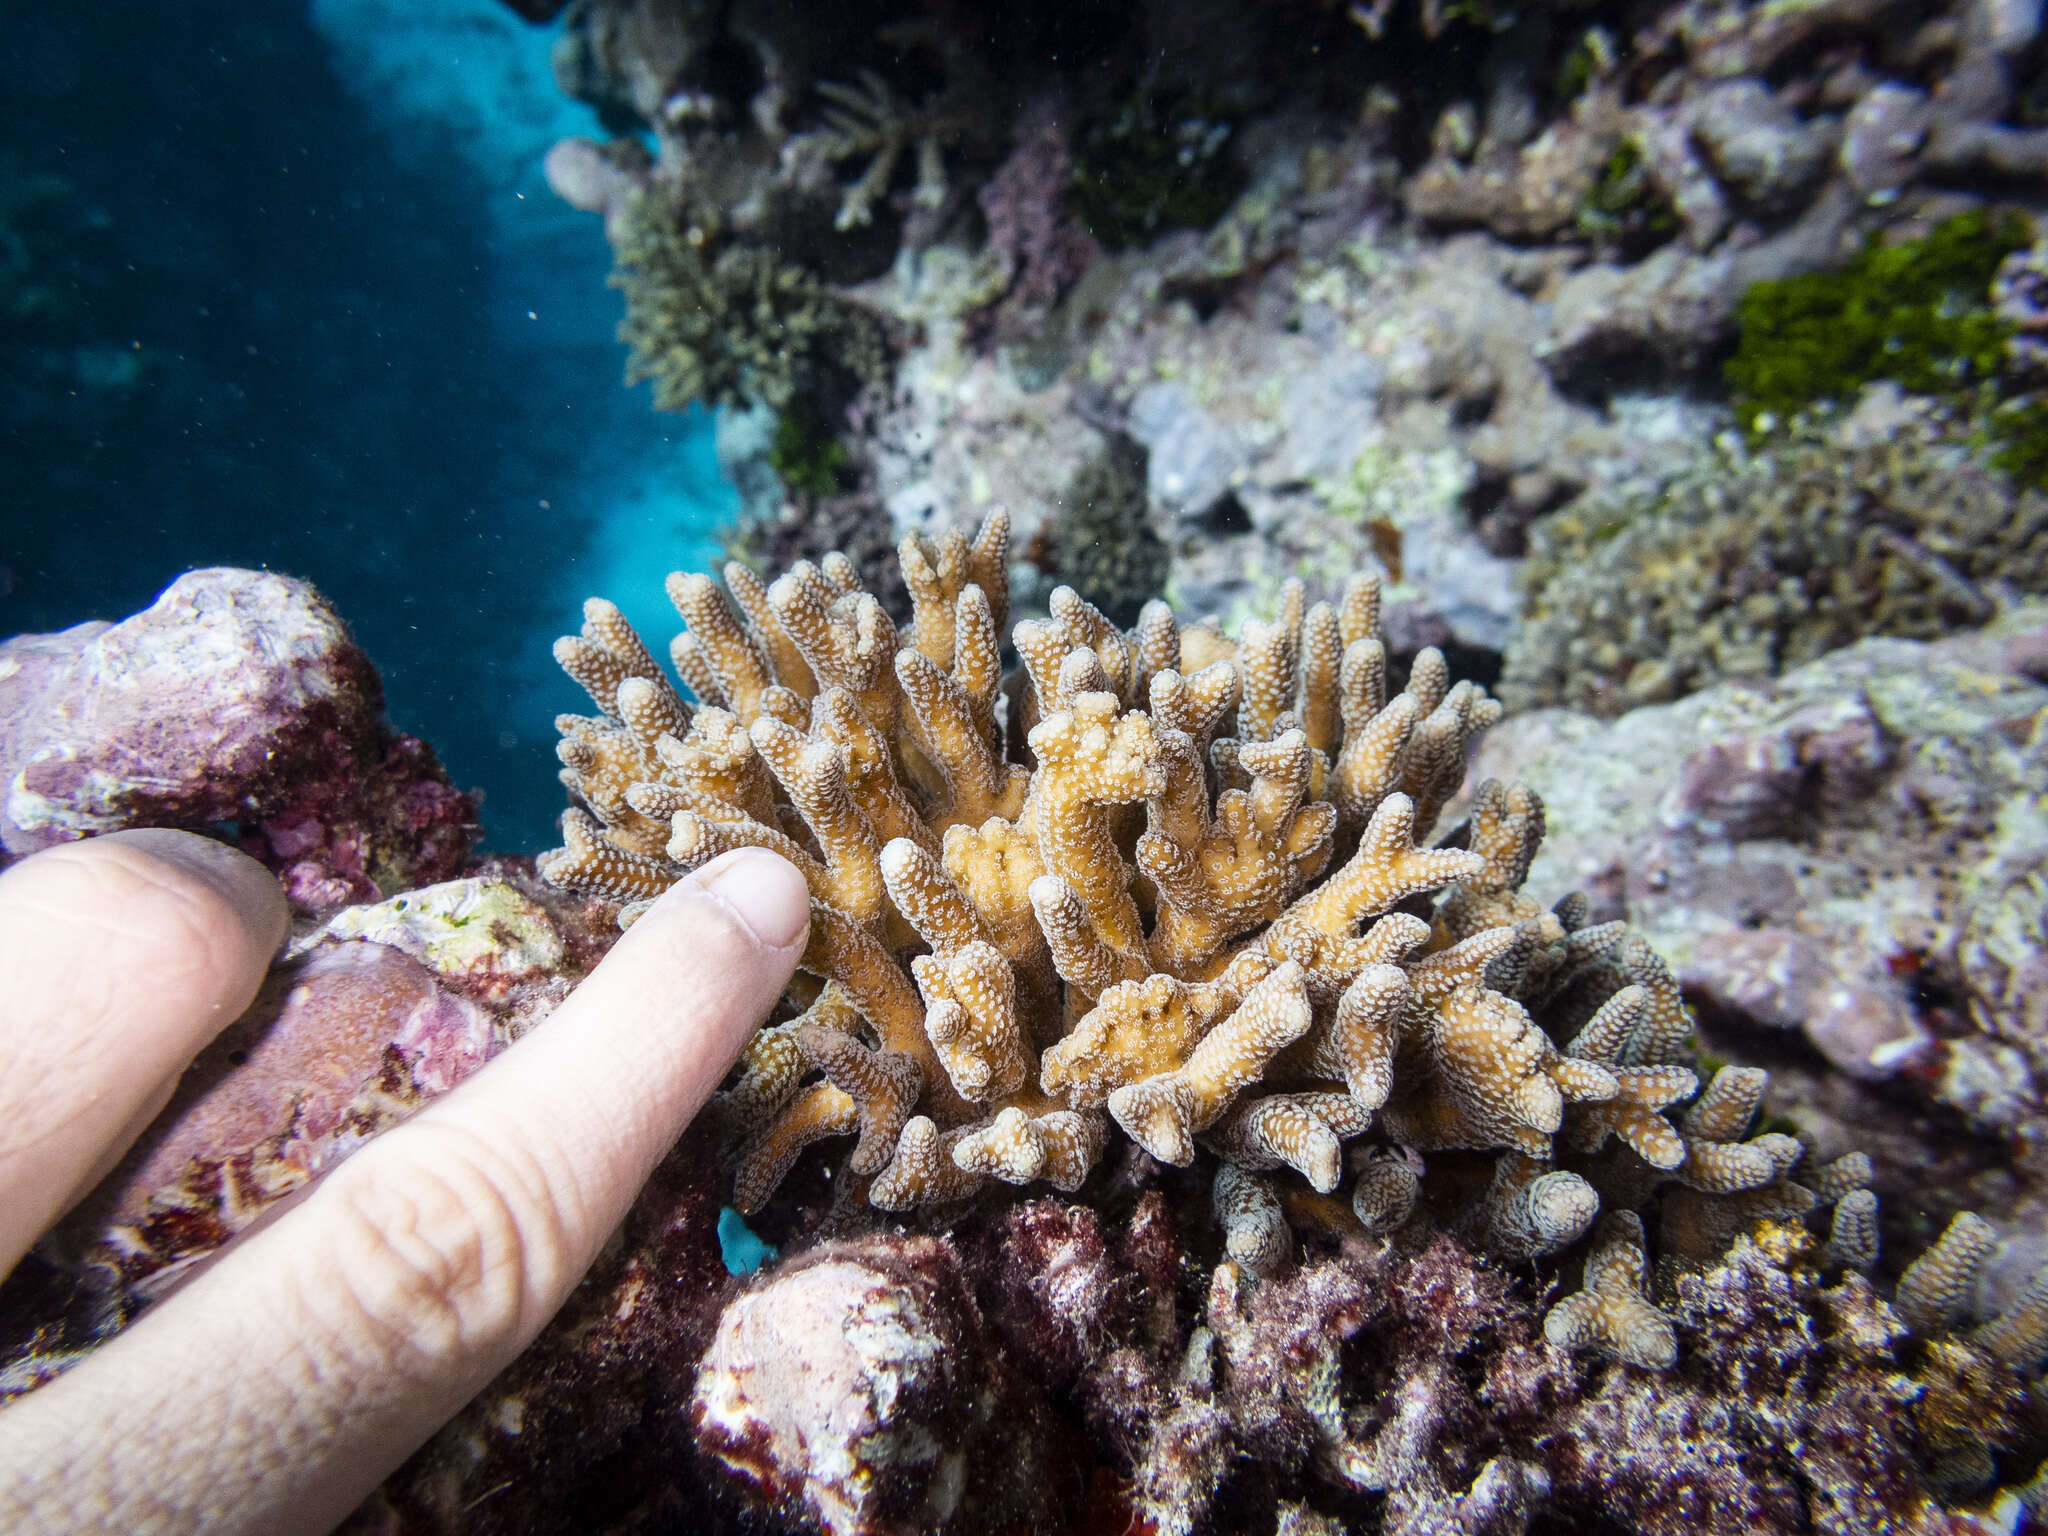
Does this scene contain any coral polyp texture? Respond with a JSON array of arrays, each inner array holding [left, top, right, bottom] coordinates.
[[538, 514, 1852, 1323]]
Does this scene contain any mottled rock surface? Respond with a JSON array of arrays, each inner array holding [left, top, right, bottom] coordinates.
[[0, 568, 475, 913], [1474, 606, 2048, 1290], [693, 1235, 1080, 1536]]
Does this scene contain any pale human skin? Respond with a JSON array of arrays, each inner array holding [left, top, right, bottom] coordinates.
[[0, 828, 809, 1534]]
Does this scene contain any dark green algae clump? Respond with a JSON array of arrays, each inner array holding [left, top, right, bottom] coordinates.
[[1724, 209, 2043, 475], [1068, 86, 1247, 251]]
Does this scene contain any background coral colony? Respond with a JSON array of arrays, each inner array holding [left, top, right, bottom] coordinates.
[[5, 0, 2048, 1533]]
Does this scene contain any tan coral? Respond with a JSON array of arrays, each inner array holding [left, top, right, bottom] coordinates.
[[540, 510, 1833, 1350], [1108, 963, 1316, 1165], [1214, 1163, 1293, 1276], [1543, 1210, 1679, 1370], [1351, 1145, 1423, 1232], [1897, 1211, 2001, 1335], [1206, 1091, 1375, 1194], [1477, 1153, 1601, 1260]]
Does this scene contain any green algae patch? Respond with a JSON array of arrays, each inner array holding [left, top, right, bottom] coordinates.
[[1576, 141, 1676, 253], [770, 397, 853, 498], [1725, 210, 2031, 435]]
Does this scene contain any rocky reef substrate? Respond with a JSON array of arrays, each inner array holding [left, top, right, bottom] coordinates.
[[0, 551, 2042, 1533]]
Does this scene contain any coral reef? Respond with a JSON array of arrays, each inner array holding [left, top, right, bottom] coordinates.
[[542, 0, 1008, 419], [516, 515, 2048, 1528], [1501, 389, 2048, 715], [535, 0, 2048, 658], [4, 544, 2043, 1530], [535, 514, 1900, 1342], [23, 0, 2048, 1520], [1542, 1222, 2048, 1533], [1477, 598, 2048, 1294], [0, 567, 474, 913]]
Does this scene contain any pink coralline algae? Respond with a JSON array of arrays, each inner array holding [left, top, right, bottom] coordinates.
[[0, 567, 474, 914], [975, 102, 1100, 344]]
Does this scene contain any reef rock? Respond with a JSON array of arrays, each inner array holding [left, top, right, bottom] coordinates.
[[693, 1235, 1077, 1536], [0, 567, 474, 913]]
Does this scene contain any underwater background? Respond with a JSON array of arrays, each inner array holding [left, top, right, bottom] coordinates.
[[1, 0, 730, 849], [5, 0, 2048, 1529]]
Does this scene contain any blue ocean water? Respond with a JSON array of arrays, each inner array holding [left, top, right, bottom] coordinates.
[[0, 0, 736, 851]]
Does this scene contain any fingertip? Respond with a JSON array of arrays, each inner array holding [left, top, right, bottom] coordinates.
[[0, 830, 288, 1276], [664, 848, 812, 953], [100, 828, 290, 955]]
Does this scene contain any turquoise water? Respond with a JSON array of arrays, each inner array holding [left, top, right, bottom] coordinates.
[[0, 1, 737, 851]]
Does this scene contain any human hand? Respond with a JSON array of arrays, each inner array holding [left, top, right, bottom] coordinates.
[[0, 829, 808, 1534]]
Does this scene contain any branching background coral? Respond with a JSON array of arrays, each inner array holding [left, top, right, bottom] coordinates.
[[1501, 396, 2048, 715]]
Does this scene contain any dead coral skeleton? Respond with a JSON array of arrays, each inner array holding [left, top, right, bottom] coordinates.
[[539, 511, 1873, 1368]]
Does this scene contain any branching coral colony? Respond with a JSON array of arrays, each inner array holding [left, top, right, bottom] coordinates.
[[536, 511, 2037, 1371]]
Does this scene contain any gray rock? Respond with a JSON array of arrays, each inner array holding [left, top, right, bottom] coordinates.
[[1541, 246, 1742, 380], [1280, 357, 1384, 483], [1689, 81, 1837, 212], [1969, 0, 2045, 54], [1127, 380, 1247, 524], [1840, 84, 1934, 201]]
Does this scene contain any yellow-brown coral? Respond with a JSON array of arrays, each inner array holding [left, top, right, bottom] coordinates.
[[541, 512, 1849, 1365]]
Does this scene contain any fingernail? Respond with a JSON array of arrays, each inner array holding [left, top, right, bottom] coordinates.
[[697, 850, 811, 950]]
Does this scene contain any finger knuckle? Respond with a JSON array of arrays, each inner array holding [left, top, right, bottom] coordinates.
[[310, 1128, 570, 1378]]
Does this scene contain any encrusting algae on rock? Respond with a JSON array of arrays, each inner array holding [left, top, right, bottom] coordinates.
[[535, 510, 1925, 1363]]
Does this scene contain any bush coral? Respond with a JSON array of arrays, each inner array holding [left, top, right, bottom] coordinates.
[[1724, 209, 2031, 435], [538, 513, 1894, 1367], [1501, 398, 2048, 713], [611, 192, 887, 413]]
